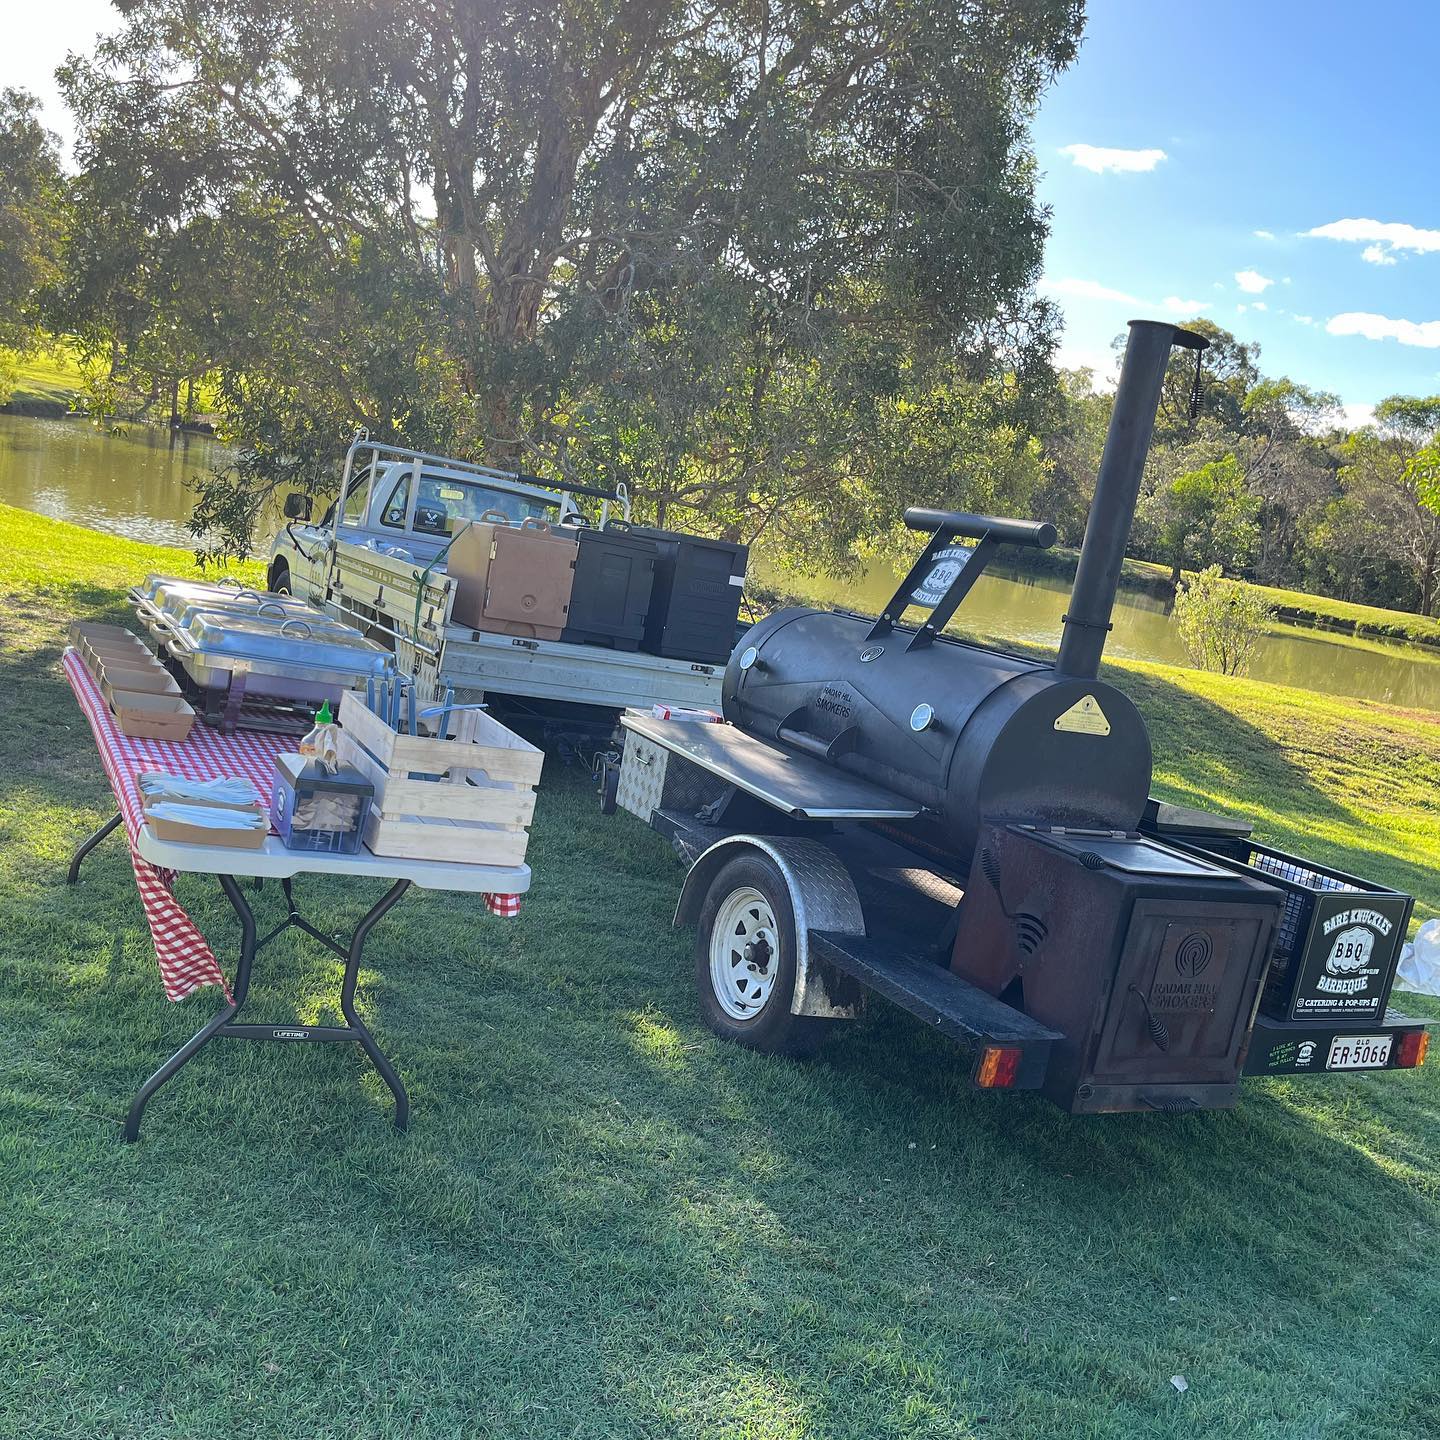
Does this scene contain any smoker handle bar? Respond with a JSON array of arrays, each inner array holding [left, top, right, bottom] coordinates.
[[903, 508, 1057, 550]]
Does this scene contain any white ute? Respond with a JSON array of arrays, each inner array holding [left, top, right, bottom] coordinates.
[[267, 435, 729, 714]]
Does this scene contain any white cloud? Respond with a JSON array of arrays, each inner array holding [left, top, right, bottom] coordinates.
[[1293, 314, 1314, 325], [1058, 143, 1167, 174], [1235, 269, 1274, 294], [1251, 301, 1267, 311], [1253, 229, 1276, 240], [1339, 402, 1376, 430], [1055, 342, 1121, 388], [1307, 217, 1440, 264], [1236, 304, 1248, 314], [1326, 311, 1440, 348], [1039, 276, 1142, 305], [1041, 278, 1209, 317]]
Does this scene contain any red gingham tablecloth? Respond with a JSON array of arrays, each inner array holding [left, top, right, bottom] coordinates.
[[63, 649, 521, 1001]]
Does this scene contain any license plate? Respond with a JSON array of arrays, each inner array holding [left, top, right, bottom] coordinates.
[[1327, 1035, 1392, 1070]]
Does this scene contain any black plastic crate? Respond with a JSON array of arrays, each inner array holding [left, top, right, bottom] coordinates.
[[627, 525, 748, 664], [560, 525, 657, 651], [1172, 839, 1411, 1023]]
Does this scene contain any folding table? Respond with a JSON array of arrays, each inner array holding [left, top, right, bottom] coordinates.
[[62, 648, 531, 1141]]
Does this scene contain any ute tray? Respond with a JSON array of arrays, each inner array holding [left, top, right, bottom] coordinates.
[[809, 929, 1059, 1088]]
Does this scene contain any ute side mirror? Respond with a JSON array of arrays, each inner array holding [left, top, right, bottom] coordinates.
[[283, 492, 312, 521]]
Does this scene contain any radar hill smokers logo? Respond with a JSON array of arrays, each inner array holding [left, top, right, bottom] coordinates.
[[1149, 930, 1221, 1013], [1315, 907, 1392, 997]]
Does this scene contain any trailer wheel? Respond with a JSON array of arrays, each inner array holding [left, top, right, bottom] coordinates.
[[694, 855, 828, 1057]]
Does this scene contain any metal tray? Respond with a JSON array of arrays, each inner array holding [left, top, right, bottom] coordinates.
[[162, 609, 393, 701], [131, 575, 251, 609]]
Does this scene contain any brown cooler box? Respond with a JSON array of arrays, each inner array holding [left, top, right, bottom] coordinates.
[[448, 516, 578, 641]]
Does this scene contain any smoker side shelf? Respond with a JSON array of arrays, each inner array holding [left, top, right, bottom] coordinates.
[[809, 930, 1059, 1086]]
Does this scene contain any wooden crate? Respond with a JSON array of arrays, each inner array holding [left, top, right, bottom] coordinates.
[[336, 691, 542, 866]]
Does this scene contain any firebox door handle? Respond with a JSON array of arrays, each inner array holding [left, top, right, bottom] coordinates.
[[1128, 985, 1171, 1053]]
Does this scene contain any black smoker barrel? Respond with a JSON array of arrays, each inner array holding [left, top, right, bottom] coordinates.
[[724, 319, 1208, 867]]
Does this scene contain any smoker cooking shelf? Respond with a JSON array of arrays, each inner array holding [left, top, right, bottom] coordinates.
[[809, 930, 1059, 1082], [621, 713, 921, 820]]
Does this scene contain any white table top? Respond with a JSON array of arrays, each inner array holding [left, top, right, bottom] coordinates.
[[136, 824, 531, 894]]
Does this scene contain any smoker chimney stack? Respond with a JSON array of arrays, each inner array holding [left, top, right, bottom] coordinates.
[[1056, 319, 1208, 680]]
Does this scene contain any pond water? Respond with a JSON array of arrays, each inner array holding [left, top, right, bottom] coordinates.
[[3, 412, 1438, 712], [0, 413, 228, 549]]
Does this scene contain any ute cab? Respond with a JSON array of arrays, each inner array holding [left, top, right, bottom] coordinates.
[[268, 434, 620, 599]]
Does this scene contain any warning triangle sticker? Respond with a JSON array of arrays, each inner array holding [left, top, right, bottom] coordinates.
[[1054, 693, 1111, 736]]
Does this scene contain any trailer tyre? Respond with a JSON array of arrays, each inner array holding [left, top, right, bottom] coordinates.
[[694, 855, 827, 1057]]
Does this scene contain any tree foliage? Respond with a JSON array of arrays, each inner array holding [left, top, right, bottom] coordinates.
[[53, 0, 1084, 559], [0, 89, 65, 351], [1174, 564, 1273, 677]]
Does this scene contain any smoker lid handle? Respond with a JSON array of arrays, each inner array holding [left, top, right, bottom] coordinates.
[[903, 508, 1057, 550]]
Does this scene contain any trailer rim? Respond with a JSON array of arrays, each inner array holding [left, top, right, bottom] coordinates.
[[709, 885, 781, 1019]]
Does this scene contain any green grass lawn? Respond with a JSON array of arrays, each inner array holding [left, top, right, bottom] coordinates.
[[2, 343, 91, 414], [1, 505, 1438, 1439]]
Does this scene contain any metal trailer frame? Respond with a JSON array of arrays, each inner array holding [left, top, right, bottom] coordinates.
[[618, 712, 1064, 1090], [613, 712, 1432, 1100]]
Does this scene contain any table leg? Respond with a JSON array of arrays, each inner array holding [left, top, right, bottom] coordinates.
[[340, 879, 412, 1131], [122, 875, 415, 1141], [122, 872, 257, 1143], [67, 811, 122, 884]]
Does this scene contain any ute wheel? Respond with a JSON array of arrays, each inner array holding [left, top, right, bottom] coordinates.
[[694, 854, 828, 1057], [269, 562, 292, 595]]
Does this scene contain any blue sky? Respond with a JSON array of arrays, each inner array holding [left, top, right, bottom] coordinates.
[[10, 2, 1440, 419], [1033, 0, 1440, 419]]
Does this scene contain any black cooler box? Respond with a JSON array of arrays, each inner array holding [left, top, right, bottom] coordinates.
[[627, 526, 748, 664], [560, 524, 657, 651]]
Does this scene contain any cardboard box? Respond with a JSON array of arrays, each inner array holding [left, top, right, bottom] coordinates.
[[98, 659, 181, 699], [82, 635, 152, 674], [146, 808, 269, 849], [110, 691, 195, 742], [69, 620, 142, 648]]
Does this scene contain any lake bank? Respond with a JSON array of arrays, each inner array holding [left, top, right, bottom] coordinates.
[[4, 407, 1440, 708]]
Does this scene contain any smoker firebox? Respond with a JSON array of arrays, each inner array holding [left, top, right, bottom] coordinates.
[[950, 824, 1282, 1112]]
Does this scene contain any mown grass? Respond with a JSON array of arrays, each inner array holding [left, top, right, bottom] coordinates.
[[2, 343, 90, 414], [1, 508, 1438, 1440]]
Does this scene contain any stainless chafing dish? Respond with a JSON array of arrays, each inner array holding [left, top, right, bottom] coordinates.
[[130, 576, 315, 644], [131, 574, 394, 728]]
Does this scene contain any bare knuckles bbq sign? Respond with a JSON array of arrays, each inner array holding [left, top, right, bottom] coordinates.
[[1290, 899, 1401, 1021]]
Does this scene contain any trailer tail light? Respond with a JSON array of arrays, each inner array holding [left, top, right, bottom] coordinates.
[[975, 1046, 1022, 1088], [1396, 1030, 1430, 1069]]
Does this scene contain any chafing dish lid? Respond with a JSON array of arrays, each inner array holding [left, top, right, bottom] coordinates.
[[176, 610, 393, 675]]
